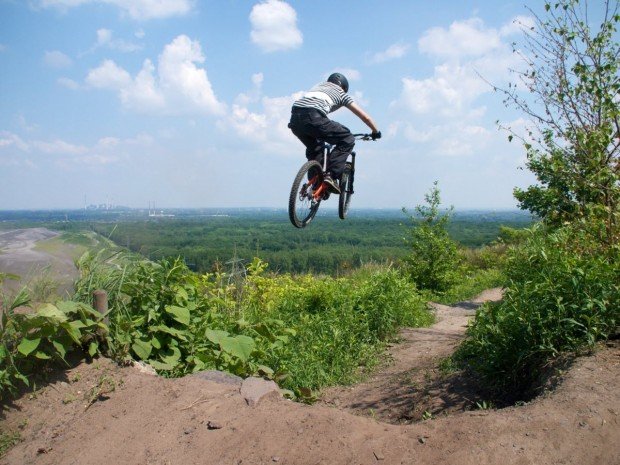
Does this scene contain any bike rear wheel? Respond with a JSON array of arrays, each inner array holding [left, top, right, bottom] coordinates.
[[338, 162, 354, 220], [289, 160, 323, 228]]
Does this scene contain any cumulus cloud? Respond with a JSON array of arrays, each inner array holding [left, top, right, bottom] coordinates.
[[419, 18, 503, 59], [0, 130, 153, 167], [390, 16, 530, 157], [35, 0, 194, 20], [368, 42, 410, 64], [44, 50, 73, 68], [250, 0, 303, 52], [85, 35, 225, 115], [219, 75, 302, 155], [86, 59, 132, 89], [94, 28, 142, 52]]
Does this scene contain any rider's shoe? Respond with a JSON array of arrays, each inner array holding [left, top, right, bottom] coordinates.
[[323, 175, 340, 194]]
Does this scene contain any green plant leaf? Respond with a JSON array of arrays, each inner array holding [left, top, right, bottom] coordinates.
[[52, 340, 67, 359], [88, 341, 98, 357], [149, 325, 188, 341], [205, 329, 229, 345], [37, 304, 69, 323], [160, 346, 182, 366], [17, 337, 41, 356], [132, 338, 153, 360], [165, 305, 190, 326], [62, 321, 83, 344], [148, 360, 174, 371], [220, 335, 255, 362], [10, 288, 30, 311], [34, 351, 51, 360]]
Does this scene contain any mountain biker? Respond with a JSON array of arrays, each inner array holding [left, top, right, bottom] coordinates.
[[288, 72, 381, 194]]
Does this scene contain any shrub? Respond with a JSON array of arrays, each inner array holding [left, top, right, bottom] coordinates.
[[403, 182, 461, 293], [456, 224, 619, 395]]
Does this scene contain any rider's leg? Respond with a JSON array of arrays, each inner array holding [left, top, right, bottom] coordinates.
[[320, 121, 355, 180]]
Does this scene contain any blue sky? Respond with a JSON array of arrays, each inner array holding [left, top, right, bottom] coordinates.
[[0, 0, 551, 210]]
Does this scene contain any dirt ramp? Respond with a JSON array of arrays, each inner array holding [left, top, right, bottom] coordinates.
[[2, 344, 619, 465]]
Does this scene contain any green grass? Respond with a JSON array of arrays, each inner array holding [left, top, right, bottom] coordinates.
[[434, 268, 504, 305], [0, 430, 21, 457]]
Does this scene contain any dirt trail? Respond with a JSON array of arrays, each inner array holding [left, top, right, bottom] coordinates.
[[320, 288, 504, 423], [2, 289, 619, 465]]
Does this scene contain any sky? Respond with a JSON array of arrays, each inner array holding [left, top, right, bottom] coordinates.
[[0, 0, 557, 210]]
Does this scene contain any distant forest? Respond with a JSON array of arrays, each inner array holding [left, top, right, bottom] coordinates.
[[0, 209, 533, 275]]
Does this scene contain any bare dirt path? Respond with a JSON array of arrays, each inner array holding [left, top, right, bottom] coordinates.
[[2, 288, 619, 465], [320, 288, 504, 423]]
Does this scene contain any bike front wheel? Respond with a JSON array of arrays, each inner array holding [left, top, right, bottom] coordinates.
[[289, 160, 324, 228], [338, 162, 354, 220]]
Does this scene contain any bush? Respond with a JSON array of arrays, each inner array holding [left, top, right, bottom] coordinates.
[[456, 225, 619, 395], [71, 253, 433, 397], [403, 182, 461, 293]]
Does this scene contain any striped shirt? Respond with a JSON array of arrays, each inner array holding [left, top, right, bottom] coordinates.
[[292, 82, 354, 116]]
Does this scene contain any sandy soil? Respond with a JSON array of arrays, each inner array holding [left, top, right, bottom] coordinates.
[[0, 228, 79, 297], [2, 289, 618, 465]]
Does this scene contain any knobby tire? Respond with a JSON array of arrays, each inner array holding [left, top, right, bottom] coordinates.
[[338, 162, 353, 220], [289, 160, 323, 228]]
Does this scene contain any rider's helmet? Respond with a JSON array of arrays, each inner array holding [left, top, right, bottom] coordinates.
[[327, 72, 349, 93]]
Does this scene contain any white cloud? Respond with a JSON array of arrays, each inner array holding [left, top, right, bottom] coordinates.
[[0, 44, 8, 52], [419, 18, 502, 59], [390, 16, 527, 158], [58, 77, 81, 89], [44, 50, 72, 68], [33, 139, 89, 155], [250, 0, 303, 52], [368, 42, 410, 64], [0, 131, 29, 151], [220, 87, 303, 155], [0, 130, 154, 167], [85, 35, 225, 116], [329, 68, 361, 82], [500, 15, 535, 36], [86, 59, 132, 89], [36, 0, 194, 20], [94, 28, 142, 52]]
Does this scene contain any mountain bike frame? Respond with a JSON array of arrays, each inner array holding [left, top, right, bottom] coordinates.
[[308, 136, 366, 202]]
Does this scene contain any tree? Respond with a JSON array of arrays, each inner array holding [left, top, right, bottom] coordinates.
[[501, 0, 619, 245], [403, 182, 460, 293]]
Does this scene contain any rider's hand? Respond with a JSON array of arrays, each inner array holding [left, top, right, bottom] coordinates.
[[371, 131, 382, 140]]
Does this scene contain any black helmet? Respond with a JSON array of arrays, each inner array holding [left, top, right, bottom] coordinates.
[[327, 72, 349, 93]]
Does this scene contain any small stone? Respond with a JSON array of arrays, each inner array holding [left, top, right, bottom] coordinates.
[[240, 377, 281, 407], [373, 451, 385, 460], [418, 437, 426, 444], [183, 427, 194, 435], [207, 421, 223, 430], [272, 457, 280, 462]]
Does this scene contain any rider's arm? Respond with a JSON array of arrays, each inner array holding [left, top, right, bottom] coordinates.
[[346, 102, 379, 134]]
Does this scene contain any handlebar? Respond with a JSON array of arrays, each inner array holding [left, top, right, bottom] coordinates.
[[353, 133, 378, 141]]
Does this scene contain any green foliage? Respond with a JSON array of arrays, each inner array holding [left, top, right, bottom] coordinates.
[[506, 0, 620, 244], [456, 225, 619, 395], [71, 252, 432, 396], [46, 210, 532, 276], [0, 430, 21, 457], [0, 291, 107, 399], [435, 268, 504, 306], [403, 182, 461, 292]]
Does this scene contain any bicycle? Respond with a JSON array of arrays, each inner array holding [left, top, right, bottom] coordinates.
[[288, 134, 374, 228]]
